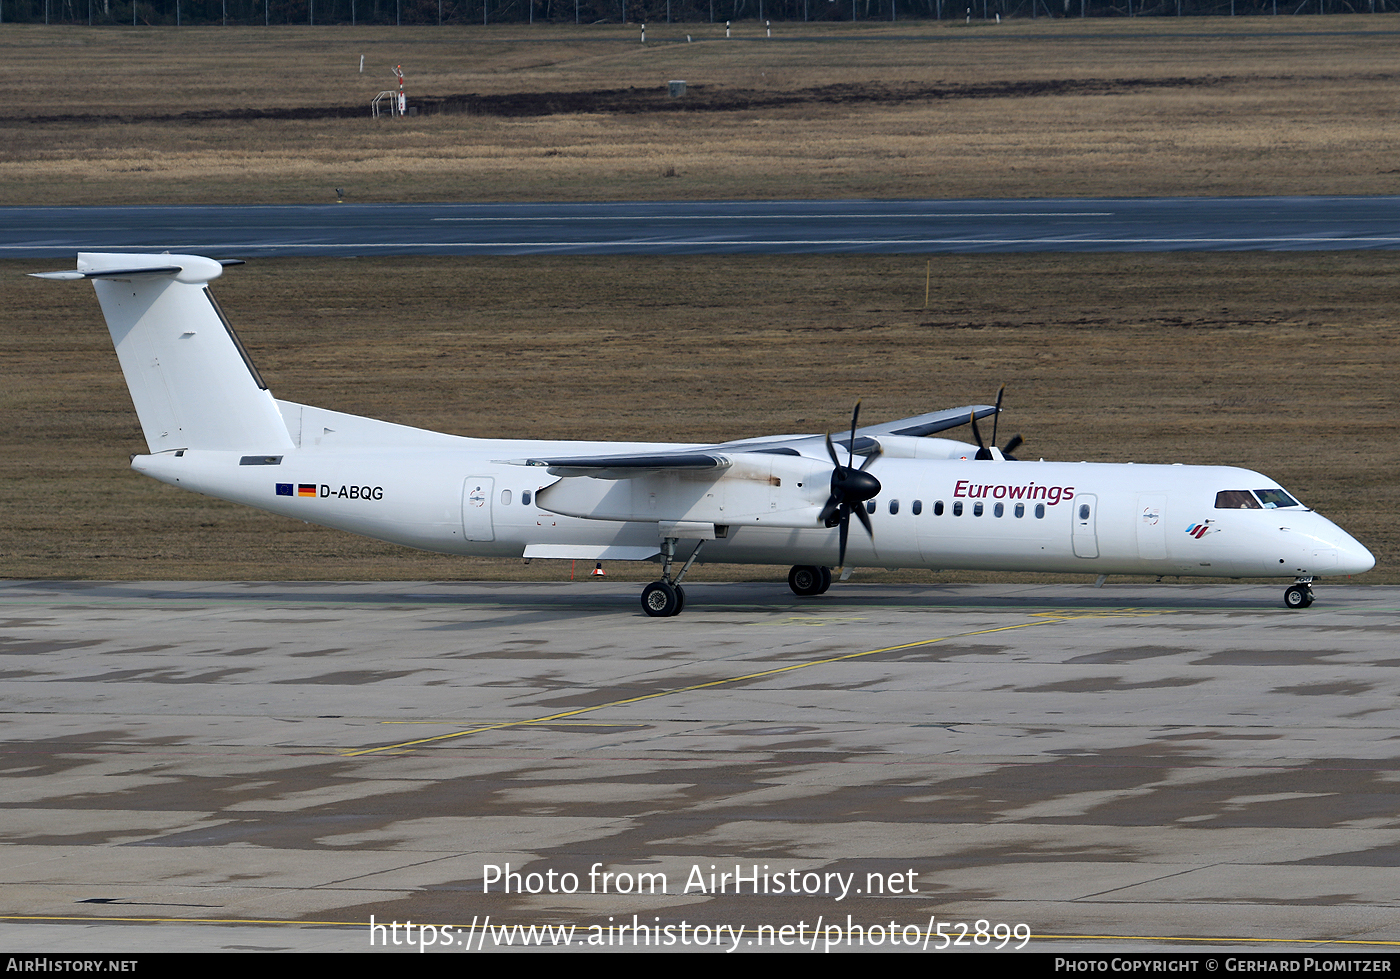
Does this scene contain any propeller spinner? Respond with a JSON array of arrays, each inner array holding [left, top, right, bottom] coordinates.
[[818, 402, 882, 570]]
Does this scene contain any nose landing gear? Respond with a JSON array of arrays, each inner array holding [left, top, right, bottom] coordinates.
[[1284, 577, 1315, 610]]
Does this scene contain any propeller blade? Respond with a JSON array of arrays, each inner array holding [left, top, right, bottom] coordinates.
[[970, 409, 993, 461], [847, 401, 861, 468], [990, 384, 1005, 447], [818, 402, 881, 570], [1002, 433, 1024, 460], [857, 443, 882, 472], [853, 500, 873, 537], [824, 431, 841, 470]]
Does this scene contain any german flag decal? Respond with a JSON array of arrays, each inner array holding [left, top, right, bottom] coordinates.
[[298, 484, 317, 497]]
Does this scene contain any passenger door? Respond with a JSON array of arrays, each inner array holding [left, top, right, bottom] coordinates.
[[462, 477, 495, 542], [1072, 493, 1099, 559]]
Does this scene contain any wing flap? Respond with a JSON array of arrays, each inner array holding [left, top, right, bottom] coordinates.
[[514, 451, 732, 479], [523, 544, 661, 561]]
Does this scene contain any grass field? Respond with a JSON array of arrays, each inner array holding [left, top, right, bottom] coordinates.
[[3, 251, 1394, 584], [4, 19, 1400, 202]]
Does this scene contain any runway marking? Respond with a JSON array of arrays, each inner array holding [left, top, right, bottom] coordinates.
[[1029, 608, 1164, 620], [342, 607, 1154, 757], [379, 719, 649, 728], [12, 237, 1400, 254], [430, 211, 1117, 221], [2, 915, 1398, 947], [777, 615, 869, 626]]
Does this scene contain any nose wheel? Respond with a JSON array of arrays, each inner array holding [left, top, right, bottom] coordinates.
[[1284, 579, 1314, 610]]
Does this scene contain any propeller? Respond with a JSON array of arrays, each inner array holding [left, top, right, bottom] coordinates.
[[970, 385, 1023, 461], [817, 401, 882, 570]]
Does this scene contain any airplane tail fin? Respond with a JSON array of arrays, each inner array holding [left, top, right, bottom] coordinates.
[[33, 253, 293, 454]]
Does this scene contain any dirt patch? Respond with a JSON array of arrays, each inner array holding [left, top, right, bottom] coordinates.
[[7, 76, 1238, 124]]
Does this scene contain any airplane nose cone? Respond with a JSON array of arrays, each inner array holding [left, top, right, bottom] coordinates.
[[1337, 536, 1376, 576], [1280, 513, 1375, 577], [1314, 518, 1375, 576]]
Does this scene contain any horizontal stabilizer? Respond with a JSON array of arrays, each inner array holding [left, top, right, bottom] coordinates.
[[30, 255, 243, 284], [31, 266, 183, 281], [33, 253, 291, 454]]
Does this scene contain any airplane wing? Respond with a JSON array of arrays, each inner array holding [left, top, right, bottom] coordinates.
[[707, 404, 998, 458], [518, 404, 996, 531], [853, 404, 998, 438], [512, 404, 999, 477]]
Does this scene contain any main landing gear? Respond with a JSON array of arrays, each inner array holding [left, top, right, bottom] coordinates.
[[788, 565, 833, 597], [1284, 577, 1315, 610], [641, 537, 706, 618]]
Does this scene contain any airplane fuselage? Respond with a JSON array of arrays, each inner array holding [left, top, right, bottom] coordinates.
[[131, 434, 1371, 583], [39, 251, 1374, 616]]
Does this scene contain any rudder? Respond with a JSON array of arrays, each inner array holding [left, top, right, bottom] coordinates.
[[36, 253, 293, 454]]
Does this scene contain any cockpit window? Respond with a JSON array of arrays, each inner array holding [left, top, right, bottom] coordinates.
[[1254, 488, 1300, 509], [1215, 489, 1303, 510], [1215, 490, 1261, 510]]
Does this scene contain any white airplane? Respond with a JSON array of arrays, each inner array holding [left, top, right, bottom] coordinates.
[[34, 252, 1374, 616]]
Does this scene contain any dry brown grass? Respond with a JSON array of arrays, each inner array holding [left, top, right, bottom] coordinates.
[[2, 251, 1394, 584], [4, 19, 1400, 202]]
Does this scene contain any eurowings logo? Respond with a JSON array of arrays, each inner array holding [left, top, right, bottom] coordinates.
[[953, 480, 1075, 506], [1185, 522, 1216, 539]]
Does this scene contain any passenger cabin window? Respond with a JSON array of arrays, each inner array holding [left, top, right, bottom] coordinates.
[[1035, 503, 1046, 519], [522, 490, 532, 506], [1215, 490, 1261, 510], [501, 489, 513, 506], [1014, 503, 1025, 518], [934, 501, 944, 516], [889, 499, 899, 515], [912, 500, 922, 516], [994, 503, 1004, 518], [953, 501, 963, 516], [973, 502, 984, 517], [866, 501, 876, 515]]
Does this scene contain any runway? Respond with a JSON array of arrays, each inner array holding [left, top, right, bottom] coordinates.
[[5, 196, 1400, 257], [2, 580, 1397, 953]]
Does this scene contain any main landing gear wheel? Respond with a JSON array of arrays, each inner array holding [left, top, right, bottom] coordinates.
[[642, 537, 703, 617], [1283, 584, 1314, 610], [788, 565, 829, 597], [642, 580, 685, 617]]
